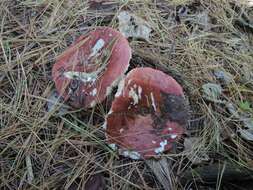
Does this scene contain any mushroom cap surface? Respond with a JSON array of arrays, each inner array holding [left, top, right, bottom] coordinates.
[[52, 27, 131, 108], [106, 67, 189, 159]]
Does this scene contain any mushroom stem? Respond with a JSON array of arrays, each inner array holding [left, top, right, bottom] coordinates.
[[146, 157, 174, 190]]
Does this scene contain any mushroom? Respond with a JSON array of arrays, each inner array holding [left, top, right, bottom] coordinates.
[[104, 67, 189, 159], [52, 27, 131, 108]]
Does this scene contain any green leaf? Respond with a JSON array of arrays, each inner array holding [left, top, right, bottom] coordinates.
[[239, 101, 252, 112]]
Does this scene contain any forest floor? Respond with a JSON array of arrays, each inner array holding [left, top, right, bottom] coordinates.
[[0, 0, 253, 189]]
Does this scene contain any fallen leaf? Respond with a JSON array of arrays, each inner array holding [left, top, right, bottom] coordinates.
[[177, 8, 212, 31], [238, 129, 253, 141], [237, 116, 253, 141], [226, 103, 240, 118], [118, 11, 152, 41], [202, 83, 223, 103], [242, 118, 253, 129], [213, 69, 233, 85]]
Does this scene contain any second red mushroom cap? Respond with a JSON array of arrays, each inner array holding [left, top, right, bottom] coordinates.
[[105, 67, 189, 159]]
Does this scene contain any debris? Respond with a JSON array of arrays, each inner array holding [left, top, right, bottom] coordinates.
[[202, 83, 223, 103], [118, 11, 152, 41], [213, 70, 233, 85], [181, 162, 253, 184], [238, 118, 253, 141], [46, 90, 68, 115], [233, 0, 253, 8], [242, 118, 253, 129], [177, 8, 212, 31], [25, 155, 34, 184], [84, 173, 105, 190], [195, 10, 211, 31], [226, 103, 240, 118], [240, 65, 253, 87], [238, 129, 253, 141], [184, 137, 210, 164], [105, 67, 189, 159], [52, 27, 131, 108]]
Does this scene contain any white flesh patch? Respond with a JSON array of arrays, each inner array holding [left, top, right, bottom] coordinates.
[[120, 150, 141, 160], [138, 86, 142, 99], [89, 38, 105, 58], [108, 109, 113, 115], [154, 140, 168, 154], [129, 87, 139, 105], [64, 71, 97, 83], [119, 128, 124, 133], [90, 88, 97, 96], [170, 134, 177, 139], [90, 100, 96, 107], [113, 76, 125, 97], [106, 75, 124, 96], [152, 140, 156, 144], [150, 92, 156, 111]]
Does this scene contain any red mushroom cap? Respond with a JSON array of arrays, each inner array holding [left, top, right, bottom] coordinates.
[[52, 27, 131, 108], [105, 67, 189, 159]]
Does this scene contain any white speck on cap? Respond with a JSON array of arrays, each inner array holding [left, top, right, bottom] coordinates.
[[90, 88, 97, 96], [150, 92, 156, 111], [154, 140, 168, 154], [138, 86, 142, 99], [129, 87, 139, 105], [119, 128, 124, 133], [170, 134, 177, 139], [63, 71, 97, 83], [89, 38, 105, 58], [90, 100, 96, 107], [115, 78, 125, 97], [128, 79, 132, 85]]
